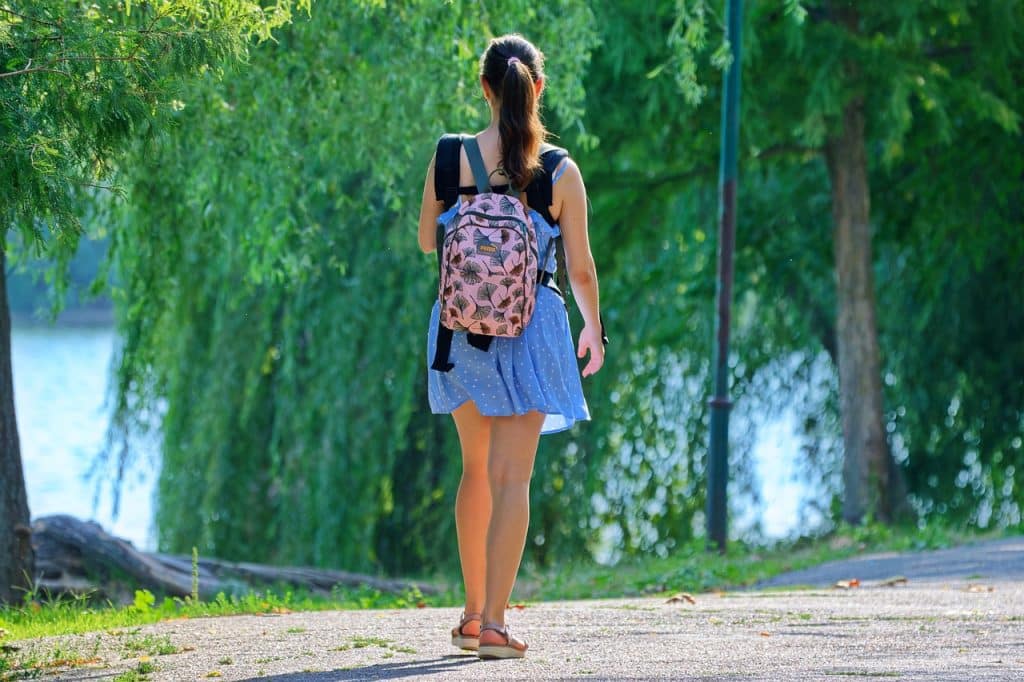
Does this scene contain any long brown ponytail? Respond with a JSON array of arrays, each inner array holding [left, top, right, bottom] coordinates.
[[480, 34, 547, 190]]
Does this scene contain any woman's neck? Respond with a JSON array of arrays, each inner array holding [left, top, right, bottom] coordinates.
[[485, 102, 501, 131]]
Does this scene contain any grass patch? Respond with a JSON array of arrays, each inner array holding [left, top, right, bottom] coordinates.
[[0, 521, 1007, 653], [332, 636, 415, 655], [112, 659, 157, 682], [119, 633, 179, 657], [350, 636, 392, 649], [0, 638, 104, 681], [516, 522, 1004, 600], [0, 580, 453, 643]]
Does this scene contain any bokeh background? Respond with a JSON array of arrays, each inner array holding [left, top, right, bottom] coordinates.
[[7, 1, 1022, 582]]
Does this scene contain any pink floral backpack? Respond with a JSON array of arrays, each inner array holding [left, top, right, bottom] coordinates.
[[430, 134, 556, 372]]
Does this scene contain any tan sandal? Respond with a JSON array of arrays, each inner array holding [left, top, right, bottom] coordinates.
[[477, 621, 528, 659], [451, 610, 482, 651]]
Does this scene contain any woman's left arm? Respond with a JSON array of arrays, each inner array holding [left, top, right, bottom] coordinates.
[[418, 151, 445, 253]]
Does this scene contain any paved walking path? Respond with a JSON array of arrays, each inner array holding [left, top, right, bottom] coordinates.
[[18, 536, 1024, 680], [756, 535, 1024, 588]]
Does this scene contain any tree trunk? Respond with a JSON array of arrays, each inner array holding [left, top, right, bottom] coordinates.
[[824, 98, 902, 524], [32, 514, 440, 605], [0, 248, 35, 604]]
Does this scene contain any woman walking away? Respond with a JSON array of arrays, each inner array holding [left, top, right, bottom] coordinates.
[[417, 33, 605, 660]]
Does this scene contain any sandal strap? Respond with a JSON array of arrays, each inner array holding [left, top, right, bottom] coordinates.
[[480, 622, 509, 636], [455, 610, 483, 636], [480, 622, 526, 649]]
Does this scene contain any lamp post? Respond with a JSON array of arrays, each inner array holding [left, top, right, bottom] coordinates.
[[706, 0, 742, 553]]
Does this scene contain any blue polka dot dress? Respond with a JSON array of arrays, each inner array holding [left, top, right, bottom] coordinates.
[[425, 172, 590, 435]]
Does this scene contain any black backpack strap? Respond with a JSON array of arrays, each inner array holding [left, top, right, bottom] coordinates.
[[527, 143, 569, 225], [526, 144, 571, 305], [434, 133, 465, 211], [431, 133, 464, 373], [430, 326, 456, 372]]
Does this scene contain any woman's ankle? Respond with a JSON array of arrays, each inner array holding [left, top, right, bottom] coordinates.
[[480, 613, 504, 628]]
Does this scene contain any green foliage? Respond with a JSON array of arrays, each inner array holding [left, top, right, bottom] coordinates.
[[0, 0, 313, 312], [873, 110, 1024, 528], [738, 0, 1024, 527], [102, 2, 599, 572], [91, 0, 1024, 583], [130, 589, 155, 614]]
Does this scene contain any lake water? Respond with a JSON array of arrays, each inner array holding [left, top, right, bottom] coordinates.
[[13, 324, 157, 551], [13, 324, 811, 555]]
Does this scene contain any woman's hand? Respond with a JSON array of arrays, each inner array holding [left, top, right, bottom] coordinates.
[[577, 323, 605, 377]]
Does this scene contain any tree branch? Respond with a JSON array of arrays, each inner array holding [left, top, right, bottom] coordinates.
[[752, 143, 822, 161], [0, 62, 69, 79], [1, 50, 144, 80], [590, 144, 820, 192], [71, 179, 120, 193], [589, 165, 714, 190], [54, 54, 140, 63], [0, 7, 61, 29]]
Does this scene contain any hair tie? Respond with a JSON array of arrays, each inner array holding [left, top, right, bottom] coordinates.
[[507, 56, 521, 67]]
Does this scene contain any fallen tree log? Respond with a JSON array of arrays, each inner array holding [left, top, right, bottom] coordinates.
[[31, 514, 440, 605]]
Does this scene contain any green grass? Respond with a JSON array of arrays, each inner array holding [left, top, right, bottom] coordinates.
[[0, 637, 105, 681], [0, 521, 1008, 655], [0, 580, 453, 644], [516, 521, 1000, 601], [332, 636, 416, 655], [119, 632, 179, 657], [112, 659, 157, 682]]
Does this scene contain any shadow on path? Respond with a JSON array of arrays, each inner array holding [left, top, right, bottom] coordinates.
[[244, 654, 484, 681]]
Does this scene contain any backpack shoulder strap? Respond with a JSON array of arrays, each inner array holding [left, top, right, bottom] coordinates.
[[526, 144, 571, 306], [434, 133, 465, 210], [461, 135, 491, 193], [527, 143, 570, 225]]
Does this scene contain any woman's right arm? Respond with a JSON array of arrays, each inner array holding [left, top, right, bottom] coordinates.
[[552, 158, 604, 378], [418, 151, 444, 253]]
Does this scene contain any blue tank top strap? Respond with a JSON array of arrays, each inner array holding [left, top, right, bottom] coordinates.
[[551, 158, 570, 185]]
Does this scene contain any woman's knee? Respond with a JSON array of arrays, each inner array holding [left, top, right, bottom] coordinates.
[[487, 462, 534, 488], [486, 411, 543, 486], [461, 455, 490, 482]]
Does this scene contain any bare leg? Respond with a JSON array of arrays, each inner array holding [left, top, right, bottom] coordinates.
[[481, 410, 545, 629], [451, 401, 493, 631]]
